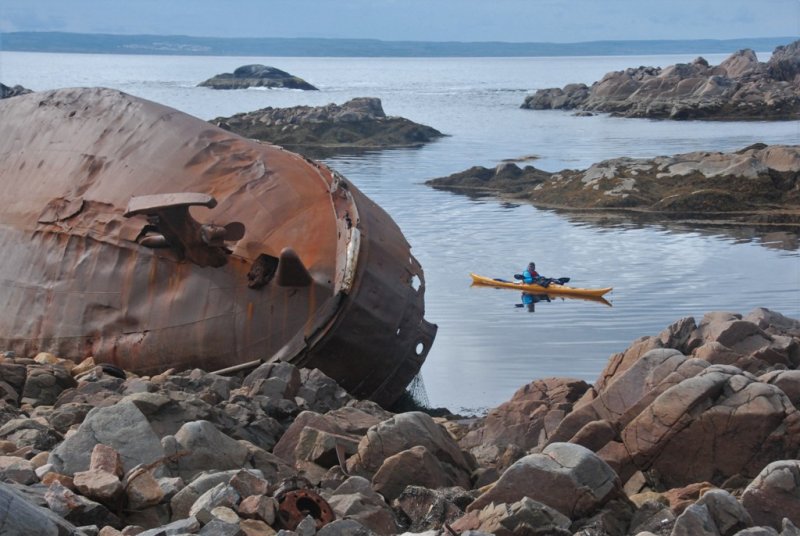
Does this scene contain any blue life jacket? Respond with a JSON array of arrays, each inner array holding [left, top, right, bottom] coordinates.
[[522, 269, 538, 284]]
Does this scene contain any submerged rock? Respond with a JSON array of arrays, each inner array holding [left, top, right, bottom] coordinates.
[[522, 40, 800, 120], [198, 64, 317, 90]]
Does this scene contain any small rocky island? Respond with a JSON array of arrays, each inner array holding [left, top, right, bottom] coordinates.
[[211, 97, 444, 156], [0, 83, 32, 99], [427, 144, 800, 228], [198, 64, 318, 90], [0, 307, 798, 535], [523, 40, 800, 120]]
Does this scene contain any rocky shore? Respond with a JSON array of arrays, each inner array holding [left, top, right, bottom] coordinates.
[[426, 144, 800, 230], [199, 65, 318, 91], [211, 97, 444, 157], [1, 306, 798, 535], [522, 41, 800, 120]]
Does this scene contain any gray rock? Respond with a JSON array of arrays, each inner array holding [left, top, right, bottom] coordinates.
[[48, 400, 164, 476], [170, 469, 253, 521], [0, 455, 36, 484], [169, 420, 251, 480], [197, 518, 245, 535], [188, 482, 240, 518], [346, 411, 473, 485], [697, 489, 753, 536], [21, 365, 76, 406], [452, 496, 571, 536], [298, 368, 354, 413], [317, 518, 377, 535], [137, 516, 200, 536], [732, 528, 780, 536], [327, 476, 399, 535], [467, 442, 622, 519], [672, 503, 725, 536], [0, 481, 78, 535], [0, 418, 62, 451], [393, 486, 474, 533], [742, 460, 800, 530]]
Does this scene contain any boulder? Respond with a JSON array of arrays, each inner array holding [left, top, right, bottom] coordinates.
[[238, 494, 277, 525], [451, 496, 572, 536], [620, 366, 800, 487], [326, 476, 399, 535], [0, 456, 36, 484], [167, 420, 251, 480], [346, 411, 474, 485], [767, 40, 800, 82], [21, 365, 76, 406], [242, 362, 302, 400], [44, 480, 121, 528], [467, 442, 623, 519], [459, 377, 589, 468], [741, 460, 800, 530], [73, 468, 123, 504], [48, 400, 165, 476], [0, 481, 79, 535], [125, 466, 165, 510], [188, 482, 241, 518], [170, 469, 257, 521], [0, 418, 62, 451], [316, 518, 378, 535], [760, 370, 800, 407], [297, 368, 355, 413], [392, 485, 473, 533], [371, 445, 466, 501]]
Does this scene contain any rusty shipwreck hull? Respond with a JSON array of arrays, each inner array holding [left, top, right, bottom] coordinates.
[[0, 87, 436, 406]]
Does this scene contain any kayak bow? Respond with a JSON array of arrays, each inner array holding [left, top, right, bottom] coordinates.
[[470, 273, 612, 298]]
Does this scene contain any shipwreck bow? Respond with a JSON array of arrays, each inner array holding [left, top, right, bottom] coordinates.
[[0, 87, 436, 406]]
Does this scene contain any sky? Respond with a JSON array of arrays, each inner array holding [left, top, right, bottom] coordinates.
[[1, 0, 798, 43]]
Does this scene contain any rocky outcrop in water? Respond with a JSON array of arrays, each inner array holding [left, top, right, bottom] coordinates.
[[427, 143, 800, 228], [198, 64, 318, 90], [0, 83, 32, 99], [212, 97, 444, 156], [522, 41, 800, 120], [1, 306, 798, 535]]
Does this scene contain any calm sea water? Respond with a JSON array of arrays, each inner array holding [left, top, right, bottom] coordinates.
[[2, 51, 799, 411]]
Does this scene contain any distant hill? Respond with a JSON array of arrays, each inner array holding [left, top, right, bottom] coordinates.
[[1, 32, 795, 57]]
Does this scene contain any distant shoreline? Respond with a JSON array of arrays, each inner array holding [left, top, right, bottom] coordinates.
[[1, 31, 795, 57]]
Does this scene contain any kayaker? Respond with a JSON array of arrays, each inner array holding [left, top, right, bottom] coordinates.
[[522, 262, 539, 284]]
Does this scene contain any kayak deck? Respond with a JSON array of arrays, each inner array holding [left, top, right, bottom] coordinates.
[[470, 273, 612, 297]]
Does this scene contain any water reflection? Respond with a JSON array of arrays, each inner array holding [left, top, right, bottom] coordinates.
[[472, 287, 614, 311], [550, 209, 800, 252]]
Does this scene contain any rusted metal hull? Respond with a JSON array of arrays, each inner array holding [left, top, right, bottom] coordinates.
[[0, 88, 436, 406]]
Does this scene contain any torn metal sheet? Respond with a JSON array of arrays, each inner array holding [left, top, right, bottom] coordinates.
[[0, 87, 436, 407]]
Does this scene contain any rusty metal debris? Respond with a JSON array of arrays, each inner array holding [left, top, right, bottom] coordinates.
[[0, 87, 436, 406], [276, 489, 335, 530]]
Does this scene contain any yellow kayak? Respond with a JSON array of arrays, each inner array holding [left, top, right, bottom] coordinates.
[[470, 273, 612, 298]]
